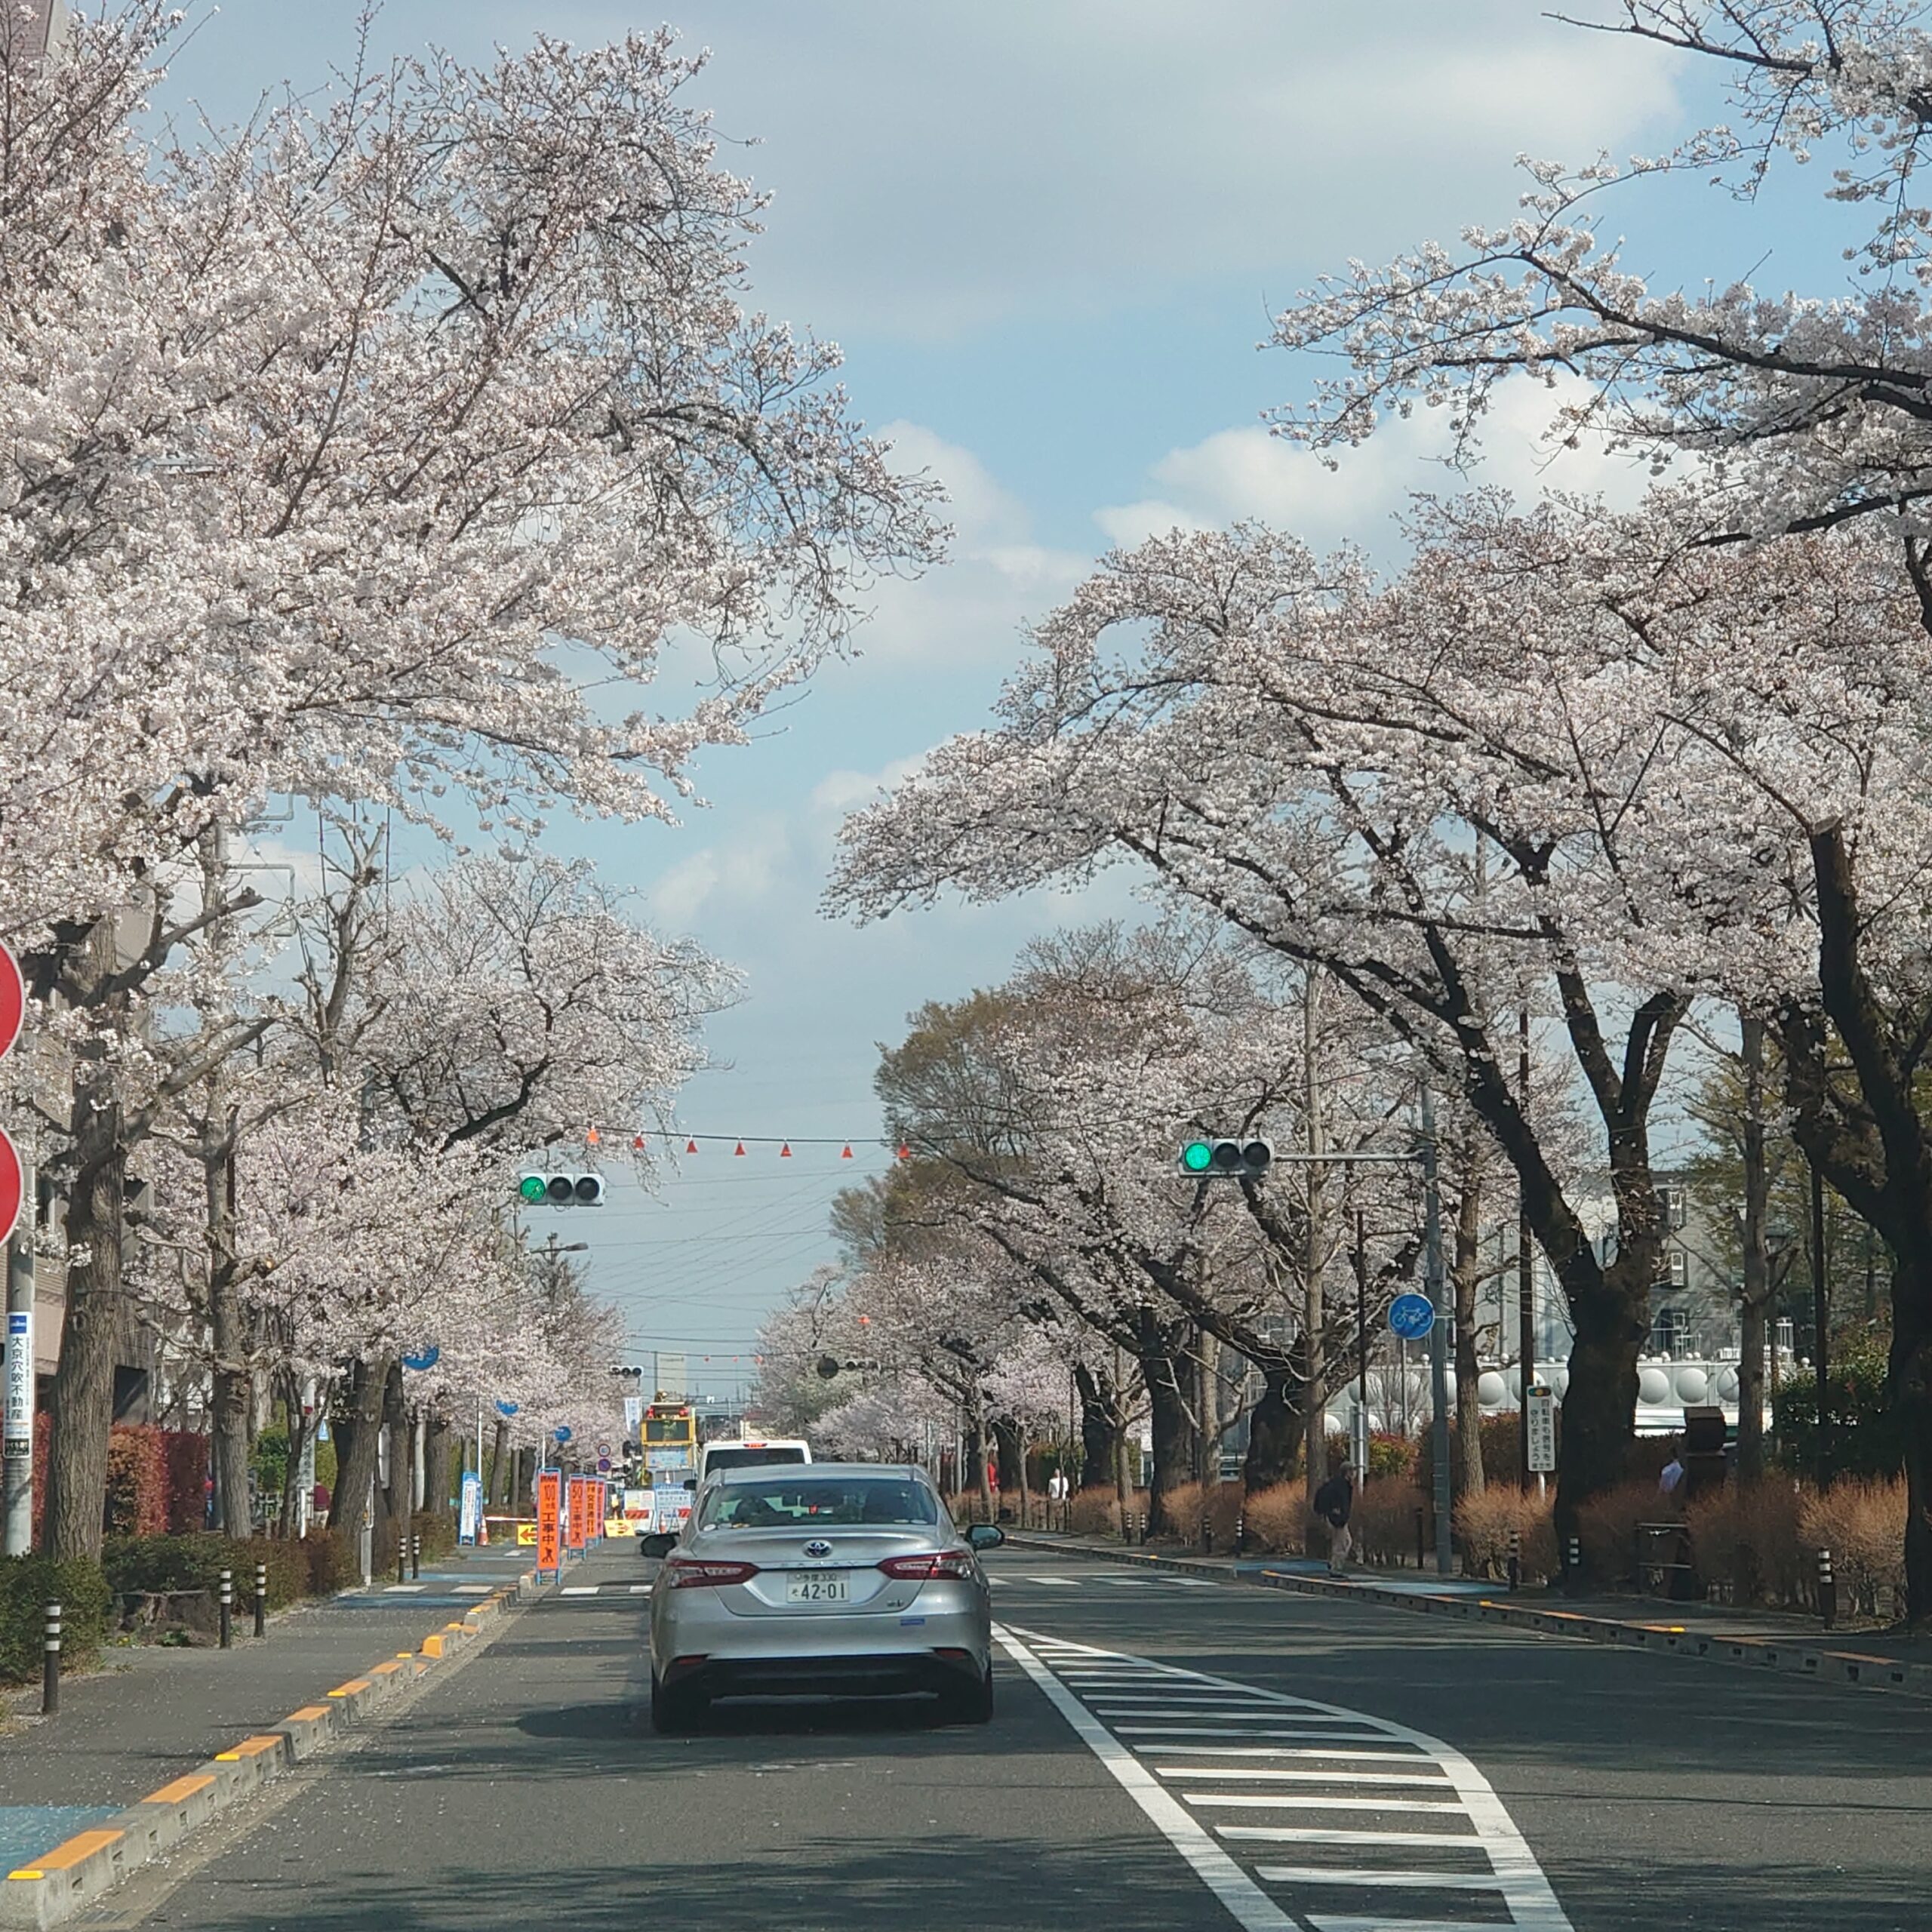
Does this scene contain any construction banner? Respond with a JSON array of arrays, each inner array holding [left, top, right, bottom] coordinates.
[[565, 1476, 587, 1552], [537, 1471, 561, 1576]]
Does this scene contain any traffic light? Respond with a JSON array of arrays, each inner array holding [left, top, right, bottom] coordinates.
[[516, 1171, 606, 1207], [1178, 1138, 1272, 1180]]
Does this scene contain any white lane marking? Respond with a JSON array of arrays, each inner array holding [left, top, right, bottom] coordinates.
[[1023, 1575, 1081, 1587], [1002, 1624, 1573, 1932], [1255, 1865, 1508, 1893], [1137, 1746, 1429, 1763], [1092, 1577, 1157, 1587], [995, 1629, 1298, 1931], [383, 1583, 426, 1593], [1222, 1828, 1480, 1849], [629, 1583, 651, 1595], [1154, 1767, 1454, 1786], [1169, 1577, 1218, 1586], [560, 1586, 599, 1596], [1189, 1793, 1469, 1814], [451, 1584, 493, 1595]]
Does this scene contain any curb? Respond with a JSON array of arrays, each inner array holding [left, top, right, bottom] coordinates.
[[0, 1567, 542, 1929], [1005, 1535, 1932, 1703]]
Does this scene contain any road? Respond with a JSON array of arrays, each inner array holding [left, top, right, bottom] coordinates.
[[94, 1544, 1932, 1932]]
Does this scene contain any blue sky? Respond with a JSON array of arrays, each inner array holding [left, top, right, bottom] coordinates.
[[165, 2, 1841, 1398]]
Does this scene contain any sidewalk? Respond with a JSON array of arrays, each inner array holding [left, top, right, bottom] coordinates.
[[1007, 1531, 1932, 1695], [0, 1541, 538, 1870]]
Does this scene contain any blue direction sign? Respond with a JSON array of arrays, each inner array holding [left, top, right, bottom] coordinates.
[[1387, 1291, 1436, 1341]]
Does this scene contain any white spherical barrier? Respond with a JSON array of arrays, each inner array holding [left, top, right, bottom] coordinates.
[[1477, 1371, 1509, 1410], [1674, 1365, 1709, 1403], [1638, 1366, 1672, 1405]]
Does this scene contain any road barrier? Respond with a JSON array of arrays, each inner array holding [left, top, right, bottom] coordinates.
[[253, 1561, 267, 1641], [217, 1570, 232, 1651], [41, 1602, 58, 1716]]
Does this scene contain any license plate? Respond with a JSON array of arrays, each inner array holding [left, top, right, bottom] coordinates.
[[786, 1571, 851, 1604]]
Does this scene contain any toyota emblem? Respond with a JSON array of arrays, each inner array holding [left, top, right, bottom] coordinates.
[[802, 1539, 832, 1558]]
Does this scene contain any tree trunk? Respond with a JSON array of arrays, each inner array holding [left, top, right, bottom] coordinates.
[[45, 1088, 126, 1559], [1243, 1354, 1304, 1491], [485, 1419, 509, 1507], [1737, 1012, 1771, 1483], [1303, 965, 1328, 1500], [423, 1413, 452, 1518], [1556, 1267, 1647, 1555], [327, 1358, 388, 1537], [1453, 1180, 1486, 1498], [992, 1414, 1023, 1497], [1143, 1349, 1193, 1534], [1894, 1254, 1932, 1629], [1074, 1364, 1118, 1490]]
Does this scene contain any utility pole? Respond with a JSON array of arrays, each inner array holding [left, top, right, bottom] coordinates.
[[1420, 1087, 1453, 1576], [1810, 1158, 1830, 1487], [1303, 966, 1327, 1498], [5, 1131, 35, 1555], [1518, 1008, 1536, 1489]]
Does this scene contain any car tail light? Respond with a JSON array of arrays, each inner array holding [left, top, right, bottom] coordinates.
[[663, 1556, 759, 1589], [878, 1551, 977, 1581]]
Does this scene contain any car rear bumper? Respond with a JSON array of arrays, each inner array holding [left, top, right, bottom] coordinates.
[[652, 1588, 990, 1697]]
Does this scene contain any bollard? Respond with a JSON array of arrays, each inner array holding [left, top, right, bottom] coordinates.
[[1137, 1509, 1147, 1546], [1201, 1514, 1214, 1556], [254, 1561, 268, 1640], [1235, 1511, 1247, 1556], [1564, 1535, 1582, 1592], [1414, 1508, 1426, 1568], [41, 1601, 60, 1715], [396, 1531, 407, 1586], [218, 1568, 233, 1651], [1507, 1527, 1521, 1592], [1120, 1506, 1133, 1546], [411, 1533, 421, 1581], [1818, 1547, 1837, 1630]]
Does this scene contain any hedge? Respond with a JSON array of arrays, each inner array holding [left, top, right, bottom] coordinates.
[[103, 1531, 340, 1611], [0, 1555, 112, 1685]]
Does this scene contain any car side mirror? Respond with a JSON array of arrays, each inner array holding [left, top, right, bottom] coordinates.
[[965, 1524, 1004, 1552]]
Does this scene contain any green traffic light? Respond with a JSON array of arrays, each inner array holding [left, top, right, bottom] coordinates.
[[518, 1175, 546, 1202], [1181, 1141, 1214, 1173]]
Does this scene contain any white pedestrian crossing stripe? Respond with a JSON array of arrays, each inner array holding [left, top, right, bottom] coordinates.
[[998, 1626, 1572, 1932], [987, 1571, 1223, 1592]]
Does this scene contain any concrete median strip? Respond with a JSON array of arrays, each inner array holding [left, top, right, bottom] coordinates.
[[1008, 1536, 1932, 1703], [0, 1574, 537, 1930]]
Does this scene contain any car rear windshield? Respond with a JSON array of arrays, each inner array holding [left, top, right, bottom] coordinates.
[[703, 1447, 808, 1473], [700, 1478, 938, 1529]]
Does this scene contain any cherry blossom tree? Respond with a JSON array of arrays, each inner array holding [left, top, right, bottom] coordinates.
[[2, 5, 938, 1555]]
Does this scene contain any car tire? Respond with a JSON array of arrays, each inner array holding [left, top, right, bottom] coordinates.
[[651, 1670, 706, 1735], [940, 1663, 994, 1726]]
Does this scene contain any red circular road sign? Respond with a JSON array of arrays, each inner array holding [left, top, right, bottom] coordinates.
[[0, 1128, 20, 1245], [0, 943, 20, 1062]]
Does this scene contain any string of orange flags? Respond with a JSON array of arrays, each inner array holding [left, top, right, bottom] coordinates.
[[579, 1128, 913, 1160]]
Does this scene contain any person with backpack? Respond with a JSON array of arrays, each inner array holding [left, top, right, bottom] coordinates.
[[1313, 1461, 1356, 1576]]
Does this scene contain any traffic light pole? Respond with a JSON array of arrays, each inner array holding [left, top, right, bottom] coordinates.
[[1181, 1113, 1456, 1578], [1418, 1087, 1454, 1577]]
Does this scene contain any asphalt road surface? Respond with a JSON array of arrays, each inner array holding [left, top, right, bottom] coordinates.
[[92, 1544, 1932, 1932]]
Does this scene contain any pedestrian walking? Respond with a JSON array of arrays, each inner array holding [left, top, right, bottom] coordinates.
[[1658, 1449, 1685, 1499], [1046, 1466, 1070, 1530], [1313, 1461, 1356, 1575]]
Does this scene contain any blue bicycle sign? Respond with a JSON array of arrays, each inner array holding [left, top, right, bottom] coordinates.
[[1386, 1291, 1436, 1341]]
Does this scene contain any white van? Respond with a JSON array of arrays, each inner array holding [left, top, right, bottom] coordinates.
[[696, 1436, 811, 1485]]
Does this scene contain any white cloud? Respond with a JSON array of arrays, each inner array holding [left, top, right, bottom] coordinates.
[[1096, 377, 1660, 557], [621, 0, 1685, 340]]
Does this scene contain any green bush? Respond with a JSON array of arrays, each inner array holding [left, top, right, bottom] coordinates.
[[1774, 1339, 1904, 1479], [0, 1556, 111, 1685], [300, 1529, 357, 1596], [103, 1534, 312, 1612]]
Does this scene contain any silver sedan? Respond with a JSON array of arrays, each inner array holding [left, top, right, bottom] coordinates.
[[647, 1462, 1003, 1731]]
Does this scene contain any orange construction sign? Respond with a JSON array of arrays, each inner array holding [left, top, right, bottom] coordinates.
[[565, 1476, 587, 1552], [536, 1471, 561, 1576]]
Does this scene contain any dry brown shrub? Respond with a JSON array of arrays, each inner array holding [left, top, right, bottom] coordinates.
[[1454, 1485, 1558, 1583], [1155, 1480, 1205, 1541], [1685, 1481, 1806, 1606], [1240, 1481, 1311, 1555], [1577, 1478, 1675, 1589], [1353, 1481, 1425, 1566], [1801, 1477, 1907, 1617], [1068, 1487, 1122, 1537]]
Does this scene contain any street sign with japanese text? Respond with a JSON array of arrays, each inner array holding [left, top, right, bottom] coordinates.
[[1526, 1385, 1556, 1473]]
